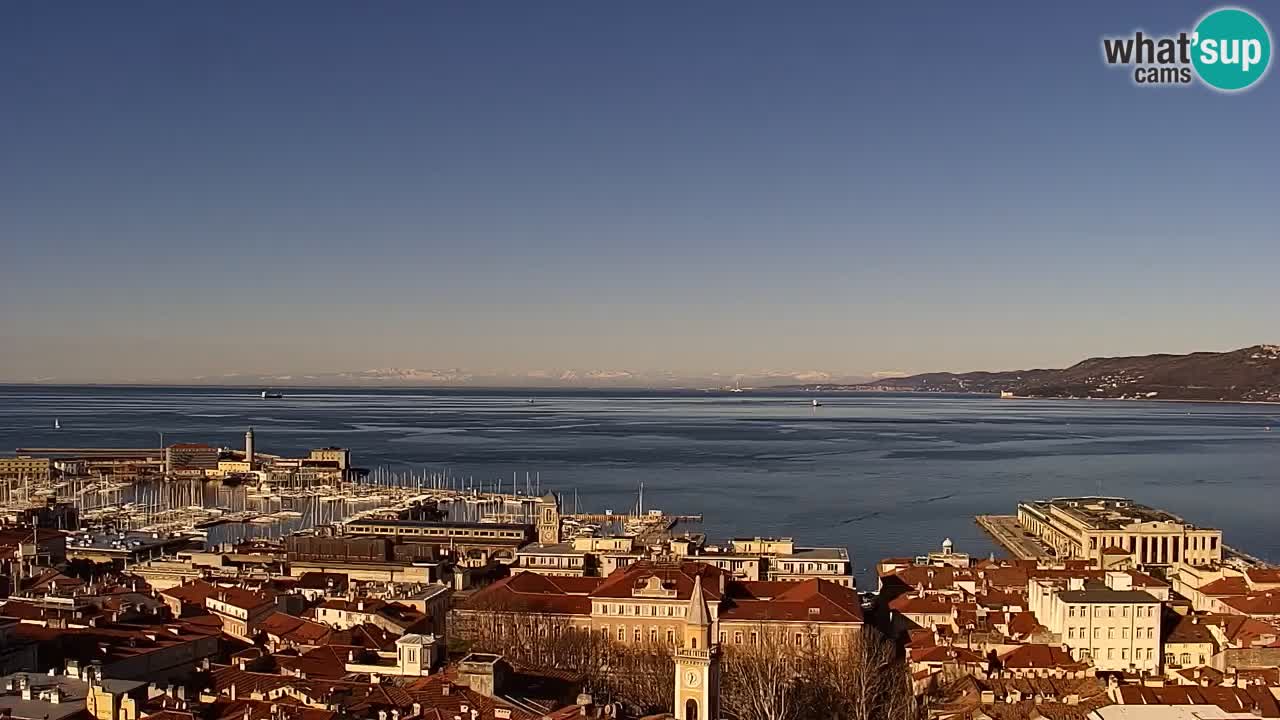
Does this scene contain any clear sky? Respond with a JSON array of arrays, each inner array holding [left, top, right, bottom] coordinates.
[[2, 1, 1277, 383]]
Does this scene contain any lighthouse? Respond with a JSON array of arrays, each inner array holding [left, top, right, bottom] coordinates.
[[245, 427, 255, 464]]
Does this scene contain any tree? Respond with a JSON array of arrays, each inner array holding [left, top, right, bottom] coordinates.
[[720, 625, 801, 720]]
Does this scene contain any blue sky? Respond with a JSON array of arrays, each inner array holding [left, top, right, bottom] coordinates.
[[2, 1, 1277, 382]]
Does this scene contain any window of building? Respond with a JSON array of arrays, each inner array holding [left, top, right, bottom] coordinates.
[[1146, 649, 1153, 661], [1108, 628, 1114, 639], [667, 629, 675, 643], [1122, 606, 1129, 618], [719, 632, 726, 644], [650, 628, 658, 643], [618, 628, 625, 642], [750, 631, 758, 646], [1093, 628, 1100, 639], [1180, 653, 1191, 666], [1107, 648, 1114, 660], [794, 633, 803, 646], [634, 628, 641, 642], [1069, 606, 1076, 618], [1067, 627, 1074, 639], [1121, 627, 1128, 639], [1095, 607, 1103, 617], [734, 631, 743, 645]]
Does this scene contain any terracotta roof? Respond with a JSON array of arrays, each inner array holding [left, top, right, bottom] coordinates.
[[907, 628, 938, 648], [1124, 569, 1169, 588], [1117, 684, 1280, 716], [1175, 666, 1226, 685], [1202, 613, 1280, 648], [910, 644, 985, 665], [1004, 611, 1044, 639], [1246, 568, 1280, 585], [257, 611, 333, 644], [274, 644, 362, 679], [1221, 591, 1280, 616], [1199, 576, 1251, 596], [209, 665, 549, 720], [208, 587, 275, 612], [1164, 614, 1218, 646], [728, 581, 796, 600], [327, 623, 399, 650], [890, 595, 954, 615], [998, 644, 1085, 670], [296, 572, 348, 590], [930, 675, 1110, 720], [720, 578, 863, 624], [160, 576, 220, 604], [461, 574, 594, 616], [1101, 546, 1131, 555], [589, 561, 727, 600]]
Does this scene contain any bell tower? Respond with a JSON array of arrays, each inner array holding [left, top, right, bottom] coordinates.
[[536, 492, 560, 545], [674, 574, 720, 720]]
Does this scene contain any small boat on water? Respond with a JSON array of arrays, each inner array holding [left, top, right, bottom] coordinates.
[[261, 390, 284, 399], [54, 418, 61, 429], [812, 398, 822, 407]]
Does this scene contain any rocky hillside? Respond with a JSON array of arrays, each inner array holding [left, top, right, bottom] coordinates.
[[861, 345, 1280, 402]]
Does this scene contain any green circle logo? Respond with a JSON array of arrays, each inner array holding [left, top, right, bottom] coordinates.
[[1192, 8, 1272, 91]]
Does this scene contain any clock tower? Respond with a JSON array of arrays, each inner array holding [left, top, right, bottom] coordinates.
[[674, 574, 720, 720]]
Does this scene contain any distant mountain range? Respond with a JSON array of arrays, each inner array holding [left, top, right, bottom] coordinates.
[[176, 368, 875, 390], [796, 345, 1280, 403]]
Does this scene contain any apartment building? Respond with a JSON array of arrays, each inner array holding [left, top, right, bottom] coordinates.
[[1029, 571, 1162, 673]]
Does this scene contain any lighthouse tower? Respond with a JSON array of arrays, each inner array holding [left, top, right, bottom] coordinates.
[[245, 427, 255, 464]]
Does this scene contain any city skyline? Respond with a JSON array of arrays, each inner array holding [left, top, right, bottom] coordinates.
[[3, 1, 1278, 383]]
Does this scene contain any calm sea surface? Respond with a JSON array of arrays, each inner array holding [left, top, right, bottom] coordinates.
[[2, 386, 1278, 585]]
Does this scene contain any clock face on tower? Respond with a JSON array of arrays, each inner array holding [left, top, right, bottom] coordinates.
[[685, 670, 701, 688]]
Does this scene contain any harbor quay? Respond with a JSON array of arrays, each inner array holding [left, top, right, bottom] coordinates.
[[1, 433, 1279, 719]]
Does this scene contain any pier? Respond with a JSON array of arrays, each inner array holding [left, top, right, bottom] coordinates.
[[976, 514, 1049, 561]]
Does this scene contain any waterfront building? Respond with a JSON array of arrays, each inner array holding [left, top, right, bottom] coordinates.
[[0, 456, 53, 483], [1028, 571, 1162, 673], [163, 443, 220, 474], [308, 446, 351, 469], [726, 537, 853, 587], [514, 542, 592, 576], [339, 518, 533, 566], [1017, 497, 1223, 568]]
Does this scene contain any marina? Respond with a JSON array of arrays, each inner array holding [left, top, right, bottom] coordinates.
[[3, 386, 1280, 585]]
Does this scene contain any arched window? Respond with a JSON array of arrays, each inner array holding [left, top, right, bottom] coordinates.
[[685, 699, 699, 720]]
